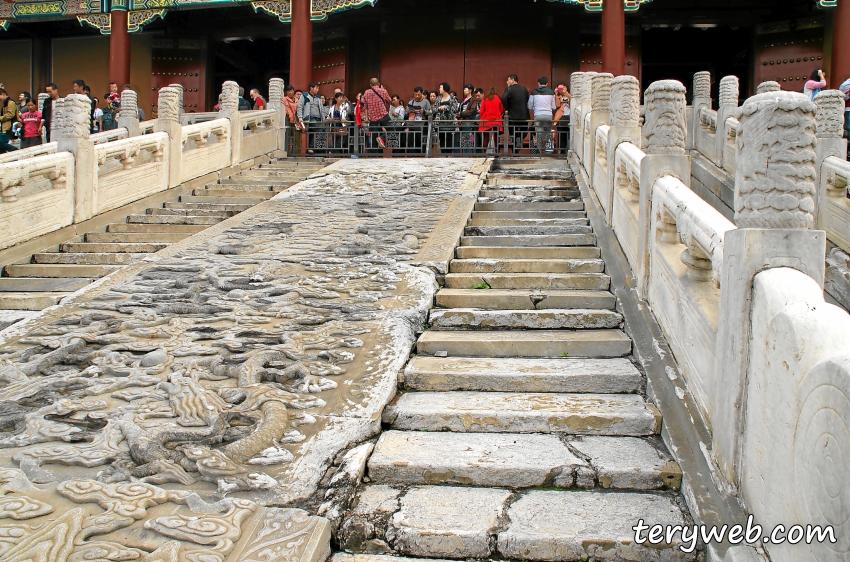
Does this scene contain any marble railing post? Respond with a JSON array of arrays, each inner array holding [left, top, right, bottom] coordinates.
[[168, 83, 185, 122], [814, 90, 848, 229], [219, 81, 242, 165], [569, 72, 586, 154], [53, 94, 96, 222], [713, 91, 825, 487], [268, 77, 286, 153], [604, 75, 642, 224], [716, 76, 739, 169], [755, 81, 781, 95], [155, 86, 182, 188], [637, 80, 690, 298], [586, 73, 614, 185], [688, 71, 711, 150], [117, 89, 140, 137]]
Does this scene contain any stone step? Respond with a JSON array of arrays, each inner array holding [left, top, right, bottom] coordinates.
[[192, 188, 274, 199], [218, 178, 297, 186], [0, 291, 69, 310], [261, 162, 328, 170], [163, 202, 252, 212], [149, 208, 235, 218], [443, 273, 610, 290], [449, 258, 604, 274], [487, 177, 576, 186], [384, 391, 658, 435], [416, 329, 631, 358], [4, 264, 120, 278], [62, 242, 170, 253], [502, 491, 693, 561], [86, 232, 193, 244], [464, 225, 592, 236], [474, 201, 583, 212], [428, 308, 623, 330], [480, 188, 577, 197], [107, 223, 208, 233], [0, 277, 93, 293], [367, 431, 680, 490], [239, 169, 314, 179], [456, 246, 600, 259], [403, 356, 642, 393], [467, 217, 588, 227], [471, 210, 586, 220], [127, 214, 222, 225], [179, 195, 268, 204], [460, 234, 596, 247], [478, 196, 579, 205], [435, 289, 616, 310], [33, 252, 134, 265]]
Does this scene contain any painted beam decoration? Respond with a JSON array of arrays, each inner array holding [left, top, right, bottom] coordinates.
[[547, 0, 652, 12]]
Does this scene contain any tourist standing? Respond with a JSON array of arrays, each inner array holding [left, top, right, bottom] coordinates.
[[502, 74, 530, 153], [528, 76, 556, 153], [250, 88, 266, 110], [554, 83, 571, 154], [20, 99, 42, 148], [42, 83, 59, 142], [104, 82, 120, 130], [407, 87, 431, 152], [0, 89, 20, 153], [297, 82, 324, 153], [478, 87, 504, 155], [17, 92, 31, 115], [72, 79, 96, 133], [237, 87, 251, 110], [283, 85, 301, 154], [433, 82, 459, 153], [326, 91, 350, 153], [804, 69, 827, 101], [459, 84, 479, 153], [363, 78, 391, 149]]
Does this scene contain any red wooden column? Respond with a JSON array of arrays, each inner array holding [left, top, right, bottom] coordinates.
[[290, 0, 313, 89], [601, 0, 625, 76], [109, 9, 131, 87], [832, 0, 850, 88]]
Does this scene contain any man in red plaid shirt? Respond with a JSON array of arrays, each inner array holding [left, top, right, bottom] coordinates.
[[363, 77, 391, 149]]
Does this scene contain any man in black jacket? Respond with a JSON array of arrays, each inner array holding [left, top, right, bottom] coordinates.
[[501, 74, 530, 153]]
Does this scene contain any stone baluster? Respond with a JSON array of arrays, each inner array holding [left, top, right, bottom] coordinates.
[[813, 89, 848, 229], [155, 87, 182, 188], [219, 81, 242, 165], [268, 78, 286, 154], [713, 91, 825, 487], [585, 73, 613, 186], [756, 81, 781, 95], [688, 71, 711, 150], [118, 89, 140, 137], [635, 80, 691, 298], [168, 83, 185, 122], [716, 76, 739, 168], [53, 94, 96, 222], [602, 75, 642, 225], [569, 72, 586, 154]]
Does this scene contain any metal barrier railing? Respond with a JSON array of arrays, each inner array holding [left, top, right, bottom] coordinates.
[[288, 117, 570, 158]]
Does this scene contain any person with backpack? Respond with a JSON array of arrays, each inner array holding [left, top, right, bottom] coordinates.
[[297, 82, 325, 153], [804, 68, 827, 101], [363, 78, 391, 149], [0, 88, 20, 152]]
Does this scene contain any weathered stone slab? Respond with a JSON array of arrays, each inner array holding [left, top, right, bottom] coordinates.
[[0, 291, 68, 310], [497, 491, 695, 561], [435, 288, 615, 310], [474, 201, 584, 211], [471, 210, 586, 219], [428, 308, 622, 330], [403, 356, 642, 393], [86, 231, 194, 243], [5, 263, 120, 277], [569, 436, 681, 490], [0, 277, 93, 292], [455, 246, 600, 259], [61, 242, 171, 253], [467, 217, 588, 227], [33, 252, 135, 265], [368, 430, 589, 487], [444, 272, 610, 290], [127, 213, 223, 225], [383, 391, 659, 435], [464, 225, 592, 236], [389, 486, 511, 558], [332, 554, 455, 562], [417, 329, 632, 357], [449, 258, 604, 273], [459, 234, 596, 247]]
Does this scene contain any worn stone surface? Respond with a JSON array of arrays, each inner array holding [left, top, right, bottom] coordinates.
[[429, 308, 623, 330], [455, 246, 600, 259], [0, 158, 477, 561], [435, 288, 616, 310], [569, 435, 681, 490], [403, 356, 642, 393], [383, 391, 659, 435], [417, 329, 632, 357], [459, 234, 597, 247], [497, 491, 695, 561], [444, 272, 610, 290], [448, 258, 604, 273], [368, 430, 588, 487], [388, 486, 511, 558]]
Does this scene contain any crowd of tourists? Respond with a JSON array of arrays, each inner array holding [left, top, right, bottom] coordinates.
[[279, 74, 572, 155]]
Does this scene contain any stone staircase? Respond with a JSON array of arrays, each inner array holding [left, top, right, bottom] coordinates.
[[334, 161, 695, 562], [0, 159, 328, 316]]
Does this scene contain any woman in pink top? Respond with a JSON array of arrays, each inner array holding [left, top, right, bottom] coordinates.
[[20, 99, 43, 148], [804, 68, 827, 101]]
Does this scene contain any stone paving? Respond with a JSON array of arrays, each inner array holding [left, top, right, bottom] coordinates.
[[0, 158, 484, 562]]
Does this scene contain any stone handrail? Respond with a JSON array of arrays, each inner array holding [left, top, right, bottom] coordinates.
[[0, 151, 73, 203], [241, 109, 277, 131], [0, 142, 57, 164], [699, 107, 717, 131], [182, 118, 230, 148], [95, 132, 167, 170], [653, 175, 735, 285], [721, 117, 739, 175], [181, 112, 220, 125], [140, 120, 156, 134], [818, 155, 850, 251], [90, 128, 129, 145]]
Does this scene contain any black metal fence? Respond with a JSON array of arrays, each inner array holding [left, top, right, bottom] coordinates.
[[287, 117, 570, 158]]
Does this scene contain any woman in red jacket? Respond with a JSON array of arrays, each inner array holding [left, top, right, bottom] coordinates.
[[478, 87, 504, 154]]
